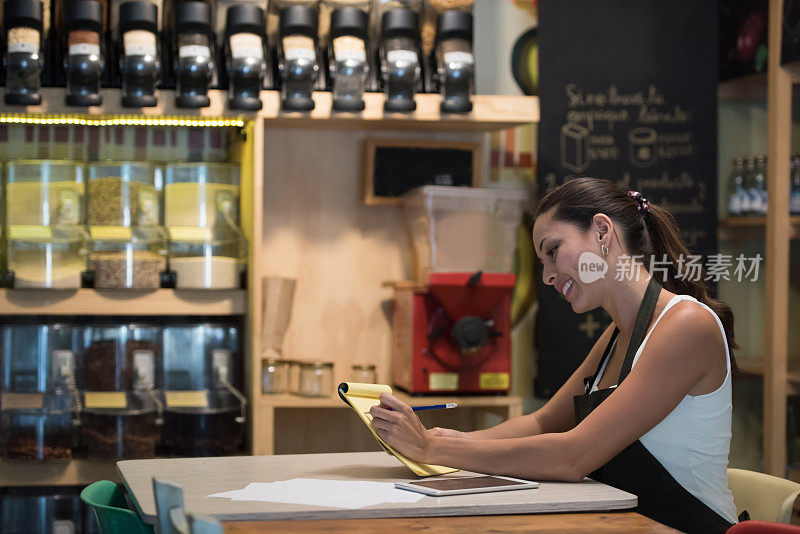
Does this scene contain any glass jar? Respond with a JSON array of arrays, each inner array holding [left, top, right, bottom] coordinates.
[[298, 361, 333, 397], [284, 359, 300, 394], [1, 323, 82, 392], [328, 6, 369, 112], [80, 391, 160, 458], [87, 228, 167, 289], [350, 363, 376, 384], [1, 393, 75, 461], [174, 1, 215, 108], [7, 227, 87, 290], [163, 390, 244, 456], [3, 0, 45, 105], [118, 0, 160, 107], [224, 3, 267, 111], [434, 10, 473, 113], [82, 323, 161, 391], [64, 0, 104, 106], [162, 323, 240, 391], [164, 163, 240, 228], [168, 231, 246, 290], [278, 5, 320, 111], [380, 8, 421, 112], [87, 161, 159, 227], [5, 160, 84, 226], [0, 487, 83, 534], [261, 357, 288, 393]]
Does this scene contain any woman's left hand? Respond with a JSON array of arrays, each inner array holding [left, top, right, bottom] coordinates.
[[369, 393, 432, 463]]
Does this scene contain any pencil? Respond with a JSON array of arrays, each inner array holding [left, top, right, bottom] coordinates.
[[411, 403, 458, 412]]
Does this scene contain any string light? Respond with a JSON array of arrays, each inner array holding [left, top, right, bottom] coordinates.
[[0, 114, 246, 128]]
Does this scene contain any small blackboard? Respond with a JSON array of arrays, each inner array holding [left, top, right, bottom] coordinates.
[[362, 139, 481, 205]]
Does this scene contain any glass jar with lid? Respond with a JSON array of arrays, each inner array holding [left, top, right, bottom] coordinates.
[[1, 322, 83, 393], [163, 390, 244, 456], [7, 226, 87, 289], [350, 363, 376, 384], [5, 160, 84, 226], [87, 161, 160, 227], [162, 323, 240, 391], [261, 357, 288, 393], [87, 226, 167, 289], [164, 162, 240, 228], [1, 392, 76, 460], [298, 361, 333, 397], [168, 227, 246, 290], [80, 390, 160, 458], [81, 323, 161, 391]]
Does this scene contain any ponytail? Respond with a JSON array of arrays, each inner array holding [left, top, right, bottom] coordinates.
[[537, 178, 739, 372]]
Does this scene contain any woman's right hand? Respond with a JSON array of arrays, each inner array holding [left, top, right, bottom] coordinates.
[[428, 427, 470, 439]]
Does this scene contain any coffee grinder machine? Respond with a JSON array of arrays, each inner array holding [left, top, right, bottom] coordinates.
[[391, 186, 527, 394]]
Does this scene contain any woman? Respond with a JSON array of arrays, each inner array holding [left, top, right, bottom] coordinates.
[[370, 178, 739, 533]]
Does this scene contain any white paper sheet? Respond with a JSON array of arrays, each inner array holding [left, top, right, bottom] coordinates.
[[209, 478, 426, 509]]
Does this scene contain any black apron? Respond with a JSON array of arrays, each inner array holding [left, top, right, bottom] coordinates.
[[573, 278, 734, 534]]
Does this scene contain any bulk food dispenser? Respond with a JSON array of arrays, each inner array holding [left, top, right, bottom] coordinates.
[[0, 486, 85, 534], [164, 163, 246, 290], [4, 160, 87, 289], [391, 186, 527, 394], [0, 322, 83, 461], [80, 323, 163, 458], [86, 162, 167, 289], [162, 323, 244, 456]]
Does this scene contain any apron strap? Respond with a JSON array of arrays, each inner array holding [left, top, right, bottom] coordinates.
[[585, 328, 620, 394], [617, 276, 662, 384]]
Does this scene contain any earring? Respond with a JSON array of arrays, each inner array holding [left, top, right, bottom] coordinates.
[[601, 243, 608, 257]]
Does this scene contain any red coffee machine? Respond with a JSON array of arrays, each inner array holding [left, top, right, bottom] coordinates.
[[392, 186, 527, 394], [391, 271, 515, 394]]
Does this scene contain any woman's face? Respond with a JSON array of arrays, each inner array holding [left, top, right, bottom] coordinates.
[[532, 210, 606, 313]]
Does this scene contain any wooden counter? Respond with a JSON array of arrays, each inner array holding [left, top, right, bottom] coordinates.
[[223, 512, 679, 533]]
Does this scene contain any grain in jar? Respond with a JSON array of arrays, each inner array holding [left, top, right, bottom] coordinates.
[[5, 160, 83, 226], [421, 0, 473, 55], [164, 163, 240, 227], [87, 162, 159, 227], [88, 228, 167, 289]]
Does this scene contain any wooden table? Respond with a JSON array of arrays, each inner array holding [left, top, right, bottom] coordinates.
[[118, 452, 637, 524], [223, 512, 680, 533]]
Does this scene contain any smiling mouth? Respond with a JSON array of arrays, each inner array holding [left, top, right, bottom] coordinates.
[[560, 278, 574, 299]]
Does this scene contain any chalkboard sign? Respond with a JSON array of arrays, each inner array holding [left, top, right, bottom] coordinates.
[[535, 0, 718, 398], [362, 139, 481, 205]]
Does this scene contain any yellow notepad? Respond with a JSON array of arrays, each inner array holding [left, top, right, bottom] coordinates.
[[338, 382, 457, 477]]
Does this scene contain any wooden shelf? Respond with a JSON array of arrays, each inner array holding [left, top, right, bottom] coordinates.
[[0, 89, 538, 132], [258, 392, 523, 409], [0, 288, 246, 316], [718, 216, 800, 240], [736, 357, 800, 395], [0, 458, 120, 487], [259, 92, 538, 131]]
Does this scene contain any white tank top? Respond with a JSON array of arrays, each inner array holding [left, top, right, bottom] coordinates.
[[590, 294, 738, 524]]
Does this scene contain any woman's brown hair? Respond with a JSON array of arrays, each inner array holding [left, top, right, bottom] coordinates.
[[536, 177, 739, 372]]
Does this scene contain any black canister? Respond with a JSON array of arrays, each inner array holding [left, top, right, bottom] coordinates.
[[4, 0, 45, 105], [119, 0, 159, 107], [434, 10, 474, 113], [277, 5, 319, 112], [174, 1, 215, 108], [64, 0, 104, 106], [380, 8, 421, 113], [329, 6, 369, 112], [224, 3, 266, 111]]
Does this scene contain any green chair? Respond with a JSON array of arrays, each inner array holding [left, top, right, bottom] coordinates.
[[728, 468, 800, 523], [80, 480, 155, 534]]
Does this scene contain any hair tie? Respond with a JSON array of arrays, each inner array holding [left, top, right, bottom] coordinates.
[[628, 190, 650, 214]]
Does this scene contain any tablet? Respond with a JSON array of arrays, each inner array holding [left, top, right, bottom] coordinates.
[[394, 475, 539, 496]]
